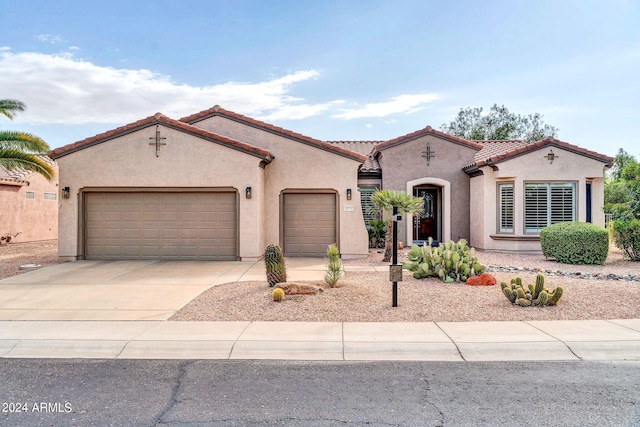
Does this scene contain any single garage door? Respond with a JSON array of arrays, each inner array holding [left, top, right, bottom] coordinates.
[[84, 192, 237, 260], [283, 193, 336, 257]]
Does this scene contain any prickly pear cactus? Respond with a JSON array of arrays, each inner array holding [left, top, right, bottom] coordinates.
[[264, 243, 287, 287], [501, 274, 563, 307], [403, 238, 486, 283]]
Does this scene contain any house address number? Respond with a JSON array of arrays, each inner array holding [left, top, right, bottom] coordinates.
[[344, 205, 355, 212]]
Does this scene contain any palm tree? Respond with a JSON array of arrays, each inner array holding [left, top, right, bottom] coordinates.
[[0, 99, 54, 181], [370, 189, 423, 262]]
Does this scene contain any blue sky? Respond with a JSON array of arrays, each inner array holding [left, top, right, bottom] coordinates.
[[1, 0, 639, 157]]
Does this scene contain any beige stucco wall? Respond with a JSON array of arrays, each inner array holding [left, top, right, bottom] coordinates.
[[377, 134, 478, 246], [192, 116, 369, 258], [472, 146, 609, 252], [56, 125, 265, 260], [0, 165, 59, 243]]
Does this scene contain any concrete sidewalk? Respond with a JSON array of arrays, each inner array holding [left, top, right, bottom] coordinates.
[[1, 319, 639, 361], [0, 260, 639, 361]]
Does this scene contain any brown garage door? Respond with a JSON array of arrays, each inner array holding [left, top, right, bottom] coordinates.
[[283, 193, 336, 257], [84, 192, 237, 260]]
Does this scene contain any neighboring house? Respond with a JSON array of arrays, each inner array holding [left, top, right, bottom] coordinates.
[[0, 157, 59, 243], [50, 106, 613, 261]]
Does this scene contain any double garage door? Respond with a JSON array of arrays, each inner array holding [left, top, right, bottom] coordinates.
[[84, 192, 237, 260]]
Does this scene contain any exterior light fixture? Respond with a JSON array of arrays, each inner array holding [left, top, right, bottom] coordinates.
[[62, 187, 70, 199], [346, 189, 352, 200], [245, 187, 252, 199], [545, 149, 558, 164]]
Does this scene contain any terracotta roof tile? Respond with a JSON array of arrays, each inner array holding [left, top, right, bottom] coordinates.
[[473, 140, 529, 162], [181, 105, 368, 163], [49, 113, 273, 162], [374, 126, 485, 153], [472, 137, 614, 167], [0, 155, 56, 186], [325, 140, 381, 157]]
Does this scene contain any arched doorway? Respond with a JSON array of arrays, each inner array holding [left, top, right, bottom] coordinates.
[[406, 177, 451, 246]]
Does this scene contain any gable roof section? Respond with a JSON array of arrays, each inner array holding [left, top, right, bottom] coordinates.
[[374, 126, 485, 154], [466, 137, 614, 171], [49, 113, 274, 162], [181, 105, 367, 163]]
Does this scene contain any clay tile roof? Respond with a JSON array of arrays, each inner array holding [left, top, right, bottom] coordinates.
[[374, 126, 485, 153], [360, 156, 382, 173], [0, 155, 56, 186], [49, 112, 273, 162], [473, 140, 529, 162], [181, 105, 368, 163], [325, 140, 380, 157], [471, 137, 614, 168]]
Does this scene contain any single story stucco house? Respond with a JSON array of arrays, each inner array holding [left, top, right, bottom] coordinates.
[[0, 157, 58, 243], [49, 105, 613, 261]]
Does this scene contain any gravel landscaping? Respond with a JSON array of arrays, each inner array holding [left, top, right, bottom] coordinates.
[[0, 240, 61, 280], [171, 245, 639, 322], [1, 241, 638, 322]]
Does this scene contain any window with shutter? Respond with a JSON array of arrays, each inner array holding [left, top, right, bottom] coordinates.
[[524, 182, 575, 233], [359, 187, 378, 225], [498, 183, 514, 233]]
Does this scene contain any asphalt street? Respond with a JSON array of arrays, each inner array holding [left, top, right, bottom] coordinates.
[[1, 359, 639, 426]]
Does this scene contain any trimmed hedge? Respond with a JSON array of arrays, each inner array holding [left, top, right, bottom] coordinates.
[[540, 221, 608, 265], [610, 219, 640, 261]]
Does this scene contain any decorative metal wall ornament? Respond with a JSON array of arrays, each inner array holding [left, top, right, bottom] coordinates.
[[421, 143, 436, 166], [149, 125, 167, 157], [545, 149, 558, 164]]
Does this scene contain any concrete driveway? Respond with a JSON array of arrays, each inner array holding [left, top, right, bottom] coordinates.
[[0, 259, 350, 321]]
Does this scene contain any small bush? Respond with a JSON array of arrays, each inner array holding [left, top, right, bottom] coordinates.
[[610, 219, 640, 261], [324, 244, 343, 287], [540, 222, 608, 265]]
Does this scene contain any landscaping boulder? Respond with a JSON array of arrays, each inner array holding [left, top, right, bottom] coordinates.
[[275, 283, 324, 295], [465, 273, 497, 286]]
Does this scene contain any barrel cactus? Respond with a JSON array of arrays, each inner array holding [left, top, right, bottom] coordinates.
[[501, 274, 563, 307], [404, 238, 486, 283], [271, 287, 285, 302], [264, 243, 287, 287]]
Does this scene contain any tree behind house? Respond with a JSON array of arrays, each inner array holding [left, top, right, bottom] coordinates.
[[440, 104, 558, 143]]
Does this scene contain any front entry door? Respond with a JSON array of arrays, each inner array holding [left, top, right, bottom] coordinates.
[[413, 187, 439, 242]]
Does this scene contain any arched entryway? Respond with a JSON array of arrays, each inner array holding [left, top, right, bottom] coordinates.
[[406, 177, 451, 246]]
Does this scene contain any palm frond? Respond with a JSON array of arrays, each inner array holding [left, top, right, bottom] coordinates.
[[0, 149, 55, 181], [0, 99, 26, 120], [0, 131, 50, 153], [370, 189, 423, 215]]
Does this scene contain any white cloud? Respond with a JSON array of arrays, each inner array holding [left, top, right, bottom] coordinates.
[[36, 34, 66, 44], [0, 52, 332, 124], [0, 47, 11, 51], [333, 94, 439, 119]]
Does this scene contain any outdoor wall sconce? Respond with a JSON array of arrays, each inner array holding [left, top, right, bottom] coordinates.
[[545, 149, 558, 164], [245, 187, 252, 199], [61, 187, 70, 199], [346, 189, 352, 200]]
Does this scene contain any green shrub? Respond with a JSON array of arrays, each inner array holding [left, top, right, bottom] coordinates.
[[324, 244, 343, 287], [367, 219, 387, 248], [540, 222, 608, 265], [610, 219, 640, 261]]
